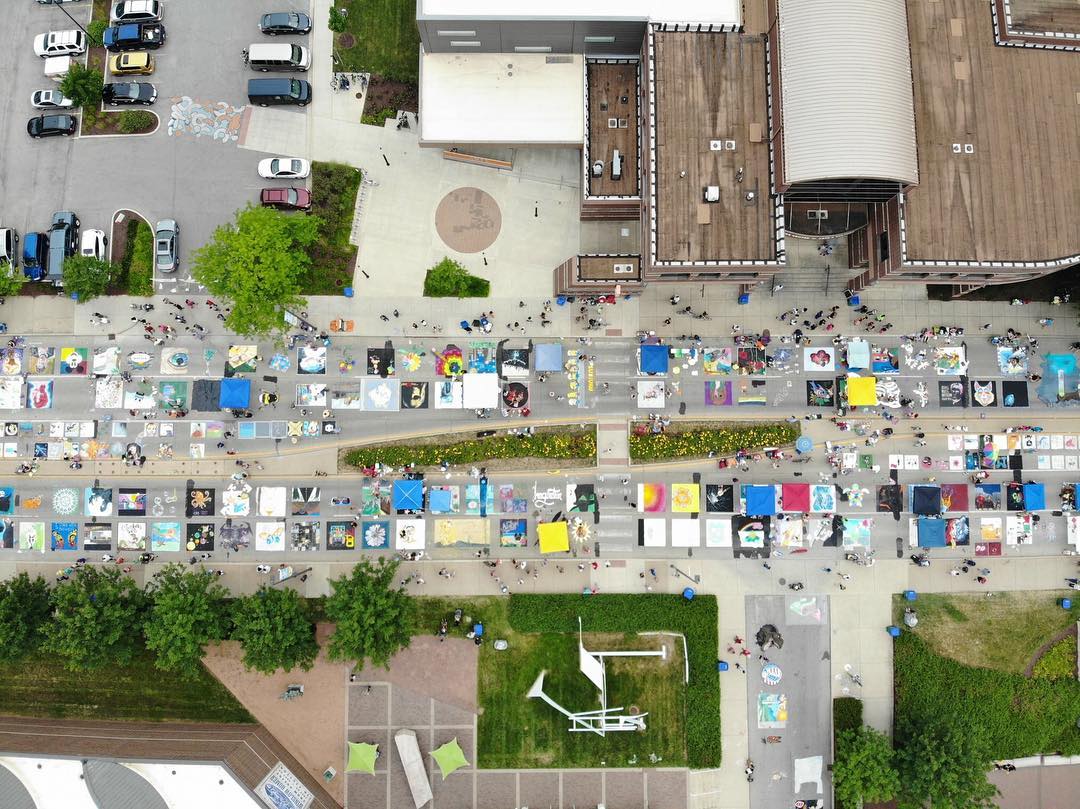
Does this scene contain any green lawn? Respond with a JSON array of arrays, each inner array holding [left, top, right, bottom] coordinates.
[[415, 594, 717, 769], [0, 651, 254, 724], [334, 0, 420, 82], [303, 161, 362, 294], [893, 592, 1080, 759]]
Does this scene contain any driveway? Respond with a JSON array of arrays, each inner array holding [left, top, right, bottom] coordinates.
[[0, 0, 313, 286]]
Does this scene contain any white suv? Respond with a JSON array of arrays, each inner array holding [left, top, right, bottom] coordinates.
[[111, 0, 163, 24], [34, 30, 87, 59]]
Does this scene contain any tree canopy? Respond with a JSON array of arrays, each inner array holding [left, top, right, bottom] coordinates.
[[42, 567, 145, 670], [59, 61, 104, 108], [896, 718, 999, 809], [63, 255, 115, 301], [231, 587, 319, 674], [191, 205, 319, 337], [0, 572, 52, 660], [423, 257, 490, 297], [144, 565, 230, 676], [325, 558, 415, 668], [834, 726, 900, 808]]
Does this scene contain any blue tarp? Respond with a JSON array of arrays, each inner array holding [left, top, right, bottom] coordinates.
[[392, 479, 424, 512], [534, 343, 563, 373], [428, 488, 452, 513], [218, 378, 251, 409], [847, 340, 870, 370], [917, 518, 947, 548], [640, 344, 669, 375], [744, 485, 777, 516], [1023, 483, 1046, 511]]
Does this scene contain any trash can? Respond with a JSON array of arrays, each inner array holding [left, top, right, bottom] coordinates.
[[904, 590, 917, 601], [717, 661, 729, 672], [682, 587, 696, 601], [343, 286, 354, 297], [738, 293, 750, 305], [847, 294, 860, 307], [887, 625, 901, 638], [1062, 598, 1072, 610]]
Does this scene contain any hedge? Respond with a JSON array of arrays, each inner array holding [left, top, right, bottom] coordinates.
[[894, 631, 1080, 758], [629, 422, 800, 461], [508, 593, 720, 768], [834, 696, 863, 734], [344, 428, 596, 468]]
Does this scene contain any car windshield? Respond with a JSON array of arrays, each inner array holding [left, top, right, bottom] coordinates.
[[287, 189, 298, 205], [290, 80, 301, 96], [289, 160, 301, 173], [269, 159, 281, 173]]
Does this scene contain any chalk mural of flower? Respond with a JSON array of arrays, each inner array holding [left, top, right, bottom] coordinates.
[[52, 488, 79, 515], [364, 522, 388, 548]]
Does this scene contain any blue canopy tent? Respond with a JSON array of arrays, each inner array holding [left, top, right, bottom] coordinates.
[[640, 345, 669, 375], [534, 343, 563, 373], [1023, 483, 1046, 511], [744, 485, 777, 516], [910, 485, 942, 515], [218, 378, 251, 410], [847, 340, 871, 371], [428, 488, 452, 513], [392, 479, 424, 512], [917, 518, 947, 548]]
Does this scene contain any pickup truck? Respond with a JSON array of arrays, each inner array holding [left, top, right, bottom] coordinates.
[[103, 22, 166, 52]]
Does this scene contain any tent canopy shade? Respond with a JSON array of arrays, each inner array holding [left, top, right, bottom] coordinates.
[[640, 344, 669, 375], [218, 378, 251, 410], [538, 521, 570, 553], [346, 741, 379, 774], [430, 737, 470, 779]]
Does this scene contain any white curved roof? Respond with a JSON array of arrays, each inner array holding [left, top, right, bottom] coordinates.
[[778, 0, 918, 186]]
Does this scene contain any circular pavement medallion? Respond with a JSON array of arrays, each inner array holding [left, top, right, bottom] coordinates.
[[434, 187, 502, 253]]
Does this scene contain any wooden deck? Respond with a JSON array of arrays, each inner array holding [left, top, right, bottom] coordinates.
[[586, 62, 640, 197], [652, 31, 773, 263], [904, 0, 1080, 263], [1006, 0, 1080, 34]]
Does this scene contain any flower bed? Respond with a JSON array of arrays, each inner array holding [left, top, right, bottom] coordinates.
[[629, 421, 800, 462]]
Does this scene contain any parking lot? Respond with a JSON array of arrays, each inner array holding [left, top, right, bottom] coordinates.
[[0, 0, 314, 285]]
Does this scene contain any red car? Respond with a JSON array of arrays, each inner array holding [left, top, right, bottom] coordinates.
[[260, 187, 310, 211]]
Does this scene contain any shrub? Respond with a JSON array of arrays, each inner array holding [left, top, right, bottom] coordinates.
[[833, 696, 863, 733], [127, 220, 154, 295], [423, 257, 490, 297], [630, 422, 800, 461], [1033, 635, 1078, 680], [328, 6, 348, 34], [118, 110, 156, 134], [508, 594, 720, 768], [345, 428, 596, 469], [87, 19, 108, 47], [361, 107, 398, 127]]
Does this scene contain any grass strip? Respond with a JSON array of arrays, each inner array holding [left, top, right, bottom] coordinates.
[[629, 421, 800, 462]]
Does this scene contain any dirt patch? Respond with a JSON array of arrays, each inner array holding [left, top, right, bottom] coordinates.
[[364, 75, 418, 114], [338, 33, 355, 48], [202, 623, 349, 805]]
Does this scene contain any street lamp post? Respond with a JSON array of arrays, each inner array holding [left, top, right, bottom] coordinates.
[[45, 0, 90, 37]]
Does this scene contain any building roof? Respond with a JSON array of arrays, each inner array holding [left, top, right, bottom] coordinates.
[[903, 0, 1080, 265], [418, 1, 741, 25], [777, 0, 918, 186], [83, 759, 169, 809], [649, 30, 777, 265], [420, 52, 585, 145], [0, 762, 34, 809]]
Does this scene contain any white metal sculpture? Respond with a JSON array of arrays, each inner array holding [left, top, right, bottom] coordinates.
[[526, 618, 666, 736]]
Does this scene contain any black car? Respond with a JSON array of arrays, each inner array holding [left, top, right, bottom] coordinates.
[[259, 12, 312, 35], [102, 81, 157, 105], [27, 114, 77, 138]]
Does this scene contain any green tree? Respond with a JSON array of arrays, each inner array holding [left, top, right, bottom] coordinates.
[[0, 271, 27, 298], [60, 61, 104, 108], [896, 718, 998, 809], [0, 573, 52, 660], [63, 255, 115, 301], [144, 565, 230, 676], [191, 205, 319, 337], [834, 726, 900, 808], [325, 559, 415, 668], [328, 6, 348, 34], [231, 587, 319, 674], [42, 567, 144, 670], [423, 257, 490, 297]]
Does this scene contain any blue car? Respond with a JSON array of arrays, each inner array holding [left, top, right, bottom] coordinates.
[[22, 233, 48, 281]]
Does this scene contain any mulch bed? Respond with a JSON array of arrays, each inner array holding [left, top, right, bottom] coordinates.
[[365, 75, 418, 114]]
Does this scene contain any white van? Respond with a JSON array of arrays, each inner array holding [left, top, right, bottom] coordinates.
[[34, 30, 88, 58], [44, 56, 73, 82], [247, 43, 310, 72]]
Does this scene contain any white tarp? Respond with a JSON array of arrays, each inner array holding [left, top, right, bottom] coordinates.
[[462, 373, 499, 409]]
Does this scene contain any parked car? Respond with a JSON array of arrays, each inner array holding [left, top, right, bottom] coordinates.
[[247, 78, 310, 107], [102, 81, 157, 105], [103, 22, 166, 52], [0, 229, 19, 275], [34, 30, 87, 58], [260, 187, 311, 211], [22, 233, 48, 281], [110, 0, 163, 24], [79, 229, 107, 261], [44, 56, 73, 83], [109, 52, 155, 75], [259, 12, 312, 35], [47, 211, 80, 283], [154, 219, 178, 273], [258, 157, 310, 179], [27, 113, 77, 138], [31, 89, 74, 109]]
